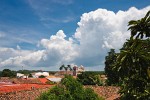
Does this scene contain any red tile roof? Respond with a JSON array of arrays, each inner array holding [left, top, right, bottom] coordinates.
[[0, 83, 52, 94], [85, 86, 120, 100], [38, 78, 48, 84]]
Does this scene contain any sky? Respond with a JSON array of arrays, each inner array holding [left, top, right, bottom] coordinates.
[[0, 0, 150, 71]]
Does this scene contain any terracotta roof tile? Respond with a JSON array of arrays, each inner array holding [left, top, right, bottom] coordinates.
[[38, 78, 48, 84]]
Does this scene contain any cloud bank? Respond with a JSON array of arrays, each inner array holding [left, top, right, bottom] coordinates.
[[0, 6, 150, 70]]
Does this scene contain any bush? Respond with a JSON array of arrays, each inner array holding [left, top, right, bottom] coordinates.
[[28, 74, 33, 78], [37, 75, 104, 100], [39, 75, 45, 78], [84, 88, 102, 100], [77, 72, 103, 86], [45, 81, 56, 85]]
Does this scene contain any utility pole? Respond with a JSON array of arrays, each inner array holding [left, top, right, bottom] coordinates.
[[22, 66, 23, 72]]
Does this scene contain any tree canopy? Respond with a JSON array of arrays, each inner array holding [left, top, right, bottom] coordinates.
[[37, 75, 104, 100], [77, 72, 103, 86], [105, 49, 120, 85], [128, 11, 150, 39], [1, 69, 16, 77], [114, 10, 150, 100]]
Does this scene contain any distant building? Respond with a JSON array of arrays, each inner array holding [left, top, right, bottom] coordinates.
[[32, 72, 49, 78], [55, 70, 73, 75], [46, 76, 62, 83], [73, 66, 78, 76], [16, 73, 28, 79], [78, 65, 85, 72], [73, 65, 85, 76]]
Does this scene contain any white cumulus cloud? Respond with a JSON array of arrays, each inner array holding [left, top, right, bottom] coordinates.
[[40, 30, 78, 63], [0, 6, 150, 70], [73, 6, 150, 69]]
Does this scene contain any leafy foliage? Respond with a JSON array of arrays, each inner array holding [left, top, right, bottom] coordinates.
[[37, 75, 104, 100], [84, 88, 101, 100], [77, 72, 103, 86], [85, 71, 105, 75], [45, 81, 56, 85], [128, 10, 150, 39], [105, 49, 120, 85], [17, 70, 30, 75], [0, 71, 2, 77], [39, 75, 46, 78], [28, 73, 33, 77], [1, 69, 16, 77], [114, 11, 150, 100]]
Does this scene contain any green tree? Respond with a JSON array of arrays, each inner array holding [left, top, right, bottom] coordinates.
[[37, 85, 72, 100], [116, 39, 150, 99], [77, 72, 103, 86], [105, 49, 119, 85], [61, 75, 85, 100], [1, 69, 16, 77], [28, 73, 33, 78], [59, 64, 65, 71], [84, 88, 101, 100], [128, 10, 150, 39], [17, 70, 30, 78], [0, 71, 2, 77], [39, 75, 45, 78], [37, 75, 104, 100], [114, 11, 150, 100], [67, 65, 72, 71]]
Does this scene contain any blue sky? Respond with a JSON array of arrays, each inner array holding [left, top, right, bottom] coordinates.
[[0, 0, 150, 71]]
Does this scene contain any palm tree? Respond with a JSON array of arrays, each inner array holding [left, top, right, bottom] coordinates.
[[128, 10, 150, 39], [59, 64, 65, 71], [67, 65, 72, 71], [59, 64, 72, 74]]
